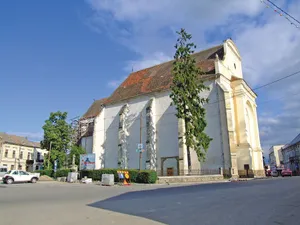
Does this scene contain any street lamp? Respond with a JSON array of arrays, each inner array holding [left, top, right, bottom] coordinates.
[[47, 141, 52, 170], [0, 136, 2, 165]]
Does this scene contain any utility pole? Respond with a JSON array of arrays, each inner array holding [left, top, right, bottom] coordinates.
[[18, 146, 21, 170], [139, 112, 142, 170], [48, 141, 52, 170], [0, 137, 3, 165]]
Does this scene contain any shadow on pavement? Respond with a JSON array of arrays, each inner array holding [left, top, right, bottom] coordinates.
[[87, 182, 239, 224]]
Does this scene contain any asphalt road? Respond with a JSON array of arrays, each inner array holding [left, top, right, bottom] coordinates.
[[0, 177, 300, 225]]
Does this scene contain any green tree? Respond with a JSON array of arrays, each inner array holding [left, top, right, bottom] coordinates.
[[170, 28, 212, 170], [41, 111, 72, 169], [69, 145, 86, 166]]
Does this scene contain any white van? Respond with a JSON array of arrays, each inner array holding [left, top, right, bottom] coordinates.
[[0, 166, 8, 179]]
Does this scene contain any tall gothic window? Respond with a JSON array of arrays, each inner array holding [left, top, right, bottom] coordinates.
[[146, 104, 151, 143], [145, 98, 156, 170], [118, 104, 129, 169], [246, 101, 256, 148]]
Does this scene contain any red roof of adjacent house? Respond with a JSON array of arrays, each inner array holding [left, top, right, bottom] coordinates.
[[105, 44, 224, 105], [81, 98, 108, 120], [0, 132, 41, 148]]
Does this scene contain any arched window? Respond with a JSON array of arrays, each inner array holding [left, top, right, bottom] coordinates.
[[145, 98, 156, 170], [118, 104, 129, 169], [245, 101, 257, 148]]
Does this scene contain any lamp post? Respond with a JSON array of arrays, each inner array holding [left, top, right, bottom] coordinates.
[[0, 137, 3, 165], [47, 141, 52, 170]]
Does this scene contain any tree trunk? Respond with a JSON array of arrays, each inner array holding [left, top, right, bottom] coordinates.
[[184, 119, 192, 174]]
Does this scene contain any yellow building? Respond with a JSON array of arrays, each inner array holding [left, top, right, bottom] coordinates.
[[0, 132, 48, 171]]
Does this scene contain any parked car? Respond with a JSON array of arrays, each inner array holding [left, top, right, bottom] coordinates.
[[281, 168, 292, 177], [266, 170, 272, 177], [271, 170, 279, 177], [2, 170, 39, 184]]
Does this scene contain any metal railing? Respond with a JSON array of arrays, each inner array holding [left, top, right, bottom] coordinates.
[[161, 168, 221, 176]]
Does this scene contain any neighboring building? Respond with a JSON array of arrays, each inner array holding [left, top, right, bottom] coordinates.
[[32, 144, 48, 171], [78, 98, 107, 154], [79, 39, 265, 178], [282, 133, 300, 173], [268, 145, 284, 169], [0, 132, 48, 171]]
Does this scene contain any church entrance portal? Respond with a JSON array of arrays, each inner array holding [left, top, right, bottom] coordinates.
[[161, 156, 179, 176]]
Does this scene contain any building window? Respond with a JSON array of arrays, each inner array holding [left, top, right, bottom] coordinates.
[[0, 167, 7, 172], [119, 113, 124, 129], [4, 149, 8, 158], [37, 152, 41, 161], [20, 151, 23, 159], [118, 104, 129, 130], [18, 165, 22, 170], [12, 150, 16, 158], [118, 144, 122, 166], [10, 165, 14, 170], [27, 152, 31, 160], [35, 165, 39, 170]]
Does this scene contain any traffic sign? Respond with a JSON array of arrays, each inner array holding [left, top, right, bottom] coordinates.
[[137, 143, 143, 150], [136, 149, 145, 153]]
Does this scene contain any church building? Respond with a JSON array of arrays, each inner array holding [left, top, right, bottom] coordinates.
[[79, 39, 265, 178]]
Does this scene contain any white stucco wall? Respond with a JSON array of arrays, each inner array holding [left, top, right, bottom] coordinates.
[[269, 145, 284, 167], [93, 82, 227, 173], [93, 108, 106, 169], [192, 81, 224, 170], [101, 91, 179, 170], [216, 84, 231, 170]]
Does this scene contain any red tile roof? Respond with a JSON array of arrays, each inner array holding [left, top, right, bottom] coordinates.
[[82, 44, 224, 118], [106, 44, 224, 105], [81, 98, 108, 120]]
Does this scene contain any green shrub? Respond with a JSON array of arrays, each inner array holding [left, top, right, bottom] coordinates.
[[80, 169, 157, 183], [81, 169, 118, 181], [128, 169, 139, 182], [55, 169, 74, 177], [136, 170, 157, 184], [35, 169, 53, 177], [35, 169, 74, 178]]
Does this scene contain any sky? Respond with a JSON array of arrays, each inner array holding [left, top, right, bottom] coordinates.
[[0, 0, 300, 156]]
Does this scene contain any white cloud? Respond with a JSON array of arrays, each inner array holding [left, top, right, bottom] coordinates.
[[124, 52, 172, 72], [259, 117, 280, 125], [86, 0, 300, 151], [107, 76, 127, 88], [107, 52, 171, 88]]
